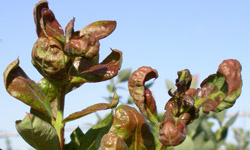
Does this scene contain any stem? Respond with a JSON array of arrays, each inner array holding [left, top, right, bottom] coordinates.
[[54, 86, 66, 150]]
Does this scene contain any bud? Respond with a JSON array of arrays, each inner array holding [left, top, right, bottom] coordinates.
[[31, 37, 69, 84]]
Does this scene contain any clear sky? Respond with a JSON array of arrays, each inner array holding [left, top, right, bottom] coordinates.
[[0, 0, 249, 149]]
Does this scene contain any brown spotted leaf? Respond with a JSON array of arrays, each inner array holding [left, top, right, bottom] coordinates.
[[80, 21, 116, 40], [70, 49, 122, 84], [187, 59, 242, 113], [128, 66, 158, 121], [111, 105, 155, 150], [63, 91, 119, 123], [4, 59, 52, 117], [100, 131, 128, 150]]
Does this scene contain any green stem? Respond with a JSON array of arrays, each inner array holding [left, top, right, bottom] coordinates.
[[54, 86, 66, 150]]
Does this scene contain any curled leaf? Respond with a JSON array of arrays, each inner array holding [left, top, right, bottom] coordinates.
[[4, 59, 52, 117], [16, 113, 59, 150], [80, 21, 117, 40], [31, 37, 69, 84], [159, 116, 187, 146], [34, 1, 64, 43], [70, 49, 122, 84], [175, 69, 192, 93], [128, 66, 158, 120], [65, 18, 75, 43], [188, 59, 242, 113], [63, 91, 118, 123], [111, 105, 155, 150], [64, 34, 100, 58], [33, 1, 48, 37], [101, 131, 128, 150]]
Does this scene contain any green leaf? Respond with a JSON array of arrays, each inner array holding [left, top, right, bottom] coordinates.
[[16, 113, 59, 150], [117, 69, 131, 83], [4, 59, 52, 117], [201, 120, 215, 141], [80, 20, 116, 40], [191, 59, 242, 113], [174, 136, 194, 150], [190, 74, 199, 89], [65, 127, 84, 150], [111, 105, 155, 150], [203, 140, 216, 150], [63, 91, 118, 123], [166, 79, 176, 94], [80, 112, 114, 150], [107, 84, 114, 93], [224, 112, 238, 128], [212, 110, 226, 126], [128, 66, 158, 121], [37, 78, 56, 102]]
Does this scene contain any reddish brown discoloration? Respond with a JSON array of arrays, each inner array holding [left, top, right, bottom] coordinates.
[[217, 59, 242, 95], [128, 66, 158, 120]]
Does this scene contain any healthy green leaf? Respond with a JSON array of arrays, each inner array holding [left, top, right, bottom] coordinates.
[[4, 59, 52, 117], [65, 127, 84, 150], [212, 111, 226, 126], [80, 112, 114, 150], [117, 69, 131, 83], [16, 113, 60, 150], [174, 136, 194, 150]]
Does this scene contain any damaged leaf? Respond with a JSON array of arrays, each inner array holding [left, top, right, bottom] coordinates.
[[63, 91, 118, 123], [187, 59, 242, 113], [80, 21, 117, 40], [101, 131, 128, 150], [128, 66, 158, 121], [4, 59, 52, 117], [70, 49, 122, 85], [111, 105, 155, 150]]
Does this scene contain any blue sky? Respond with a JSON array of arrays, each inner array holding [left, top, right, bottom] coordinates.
[[0, 0, 249, 149]]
